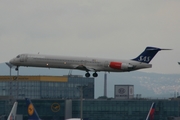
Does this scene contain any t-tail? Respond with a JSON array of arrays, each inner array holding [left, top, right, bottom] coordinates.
[[132, 46, 171, 63], [25, 98, 41, 120], [146, 102, 156, 120], [7, 102, 18, 120]]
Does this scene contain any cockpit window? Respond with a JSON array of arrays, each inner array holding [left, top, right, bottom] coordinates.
[[16, 55, 20, 58]]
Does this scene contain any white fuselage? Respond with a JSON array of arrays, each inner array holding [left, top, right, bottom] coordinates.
[[9, 54, 152, 73]]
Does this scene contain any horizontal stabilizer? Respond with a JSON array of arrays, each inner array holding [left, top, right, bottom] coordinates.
[[145, 47, 172, 51], [160, 48, 172, 50]]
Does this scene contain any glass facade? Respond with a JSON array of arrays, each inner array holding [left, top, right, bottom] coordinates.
[[0, 99, 180, 120], [72, 100, 180, 120], [0, 75, 94, 99]]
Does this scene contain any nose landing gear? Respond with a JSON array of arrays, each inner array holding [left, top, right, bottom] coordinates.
[[15, 66, 19, 71]]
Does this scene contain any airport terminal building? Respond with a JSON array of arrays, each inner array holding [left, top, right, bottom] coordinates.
[[0, 75, 179, 120], [0, 75, 94, 99], [0, 98, 179, 120]]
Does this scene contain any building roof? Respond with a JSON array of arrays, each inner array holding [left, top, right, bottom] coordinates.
[[0, 76, 68, 82]]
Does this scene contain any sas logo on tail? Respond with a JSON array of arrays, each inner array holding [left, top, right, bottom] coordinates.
[[28, 104, 34, 116], [139, 56, 151, 62]]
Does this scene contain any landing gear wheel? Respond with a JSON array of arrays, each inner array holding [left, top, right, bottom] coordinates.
[[85, 72, 90, 77], [93, 72, 98, 77]]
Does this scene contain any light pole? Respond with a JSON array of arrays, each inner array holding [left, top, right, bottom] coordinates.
[[5, 62, 16, 105], [104, 72, 107, 97], [77, 85, 87, 120], [5, 62, 19, 76], [5, 62, 14, 76]]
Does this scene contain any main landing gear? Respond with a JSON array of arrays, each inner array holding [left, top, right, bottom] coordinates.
[[93, 72, 98, 77], [85, 72, 98, 78]]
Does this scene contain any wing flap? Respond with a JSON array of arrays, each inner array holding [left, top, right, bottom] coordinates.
[[73, 65, 96, 72]]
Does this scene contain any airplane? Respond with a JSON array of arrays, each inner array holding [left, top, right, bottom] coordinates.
[[7, 101, 18, 120], [25, 98, 41, 120], [9, 46, 171, 77], [146, 102, 156, 120]]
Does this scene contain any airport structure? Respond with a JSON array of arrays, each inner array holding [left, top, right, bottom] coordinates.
[[114, 85, 134, 99], [0, 75, 94, 99], [0, 75, 180, 120]]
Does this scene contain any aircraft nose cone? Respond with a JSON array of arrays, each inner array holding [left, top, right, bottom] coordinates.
[[9, 59, 14, 64]]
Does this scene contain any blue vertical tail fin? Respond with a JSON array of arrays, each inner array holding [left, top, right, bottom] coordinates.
[[132, 47, 171, 63], [25, 98, 41, 120], [146, 102, 156, 120]]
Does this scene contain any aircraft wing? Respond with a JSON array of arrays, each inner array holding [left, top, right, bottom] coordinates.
[[73, 65, 96, 72]]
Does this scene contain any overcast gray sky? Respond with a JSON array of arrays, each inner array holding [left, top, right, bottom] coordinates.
[[1, 0, 180, 74]]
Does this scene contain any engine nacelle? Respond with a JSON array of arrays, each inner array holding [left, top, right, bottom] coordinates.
[[109, 62, 133, 70]]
